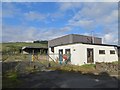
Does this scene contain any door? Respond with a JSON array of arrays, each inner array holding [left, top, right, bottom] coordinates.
[[65, 49, 71, 63], [87, 48, 94, 63], [59, 49, 63, 63]]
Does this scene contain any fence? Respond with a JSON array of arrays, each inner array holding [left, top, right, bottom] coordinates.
[[2, 52, 72, 74], [2, 53, 50, 73]]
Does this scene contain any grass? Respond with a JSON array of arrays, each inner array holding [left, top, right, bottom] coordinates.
[[81, 64, 96, 68], [2, 42, 47, 48], [2, 42, 47, 49], [111, 61, 119, 64], [1, 42, 48, 62], [2, 54, 30, 62], [1, 42, 47, 55], [3, 71, 21, 88], [48, 62, 96, 73]]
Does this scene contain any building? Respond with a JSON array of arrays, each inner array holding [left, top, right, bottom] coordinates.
[[22, 46, 48, 54], [48, 34, 118, 65], [118, 45, 120, 60]]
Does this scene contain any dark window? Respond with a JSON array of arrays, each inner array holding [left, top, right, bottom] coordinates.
[[110, 50, 115, 54], [99, 50, 105, 54], [59, 49, 63, 54], [65, 49, 70, 54], [51, 47, 54, 53]]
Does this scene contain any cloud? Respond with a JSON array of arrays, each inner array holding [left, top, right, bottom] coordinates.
[[24, 11, 47, 21], [58, 2, 82, 12], [2, 2, 21, 18], [66, 2, 118, 44], [50, 12, 64, 20], [68, 19, 94, 30], [2, 2, 118, 45], [103, 33, 118, 45], [68, 2, 118, 26], [2, 24, 71, 42], [2, 0, 119, 2], [100, 10, 118, 24]]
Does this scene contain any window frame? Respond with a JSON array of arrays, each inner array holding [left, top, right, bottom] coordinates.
[[99, 50, 105, 54], [65, 49, 71, 54], [110, 50, 115, 54], [51, 47, 54, 53]]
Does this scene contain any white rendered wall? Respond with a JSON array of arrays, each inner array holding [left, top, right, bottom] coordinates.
[[79, 44, 118, 64], [49, 43, 118, 65]]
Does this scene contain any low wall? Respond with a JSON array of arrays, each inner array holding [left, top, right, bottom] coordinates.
[[95, 62, 119, 73]]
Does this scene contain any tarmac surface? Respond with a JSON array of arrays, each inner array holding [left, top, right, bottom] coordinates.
[[18, 70, 119, 88]]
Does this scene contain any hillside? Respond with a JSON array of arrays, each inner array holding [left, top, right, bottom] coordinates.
[[1, 42, 48, 53]]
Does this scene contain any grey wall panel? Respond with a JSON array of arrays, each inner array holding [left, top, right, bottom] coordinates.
[[73, 35, 91, 43], [48, 34, 102, 47], [73, 34, 102, 44], [94, 38, 102, 44], [48, 35, 72, 47]]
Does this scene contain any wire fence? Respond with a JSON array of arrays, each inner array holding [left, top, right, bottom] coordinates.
[[2, 52, 72, 74], [2, 53, 50, 73]]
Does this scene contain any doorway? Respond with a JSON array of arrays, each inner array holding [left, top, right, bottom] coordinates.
[[65, 49, 71, 63], [87, 48, 94, 63], [59, 49, 63, 63]]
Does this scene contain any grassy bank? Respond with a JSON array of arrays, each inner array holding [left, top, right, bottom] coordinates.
[[2, 42, 47, 53], [1, 42, 48, 62]]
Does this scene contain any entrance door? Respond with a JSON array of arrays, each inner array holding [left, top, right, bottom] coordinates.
[[59, 49, 63, 63], [87, 48, 94, 63], [65, 49, 71, 63]]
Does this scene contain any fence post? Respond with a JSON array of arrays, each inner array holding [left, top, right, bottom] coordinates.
[[29, 54, 32, 67]]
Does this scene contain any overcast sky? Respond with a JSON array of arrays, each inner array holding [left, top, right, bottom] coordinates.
[[2, 1, 118, 44]]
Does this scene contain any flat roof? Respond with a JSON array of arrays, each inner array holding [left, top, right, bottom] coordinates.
[[50, 42, 118, 47], [22, 46, 48, 50]]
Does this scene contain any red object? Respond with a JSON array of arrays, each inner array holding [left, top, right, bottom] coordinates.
[[63, 55, 67, 60]]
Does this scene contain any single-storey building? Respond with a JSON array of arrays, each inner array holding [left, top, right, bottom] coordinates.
[[48, 34, 118, 65], [22, 46, 48, 54]]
